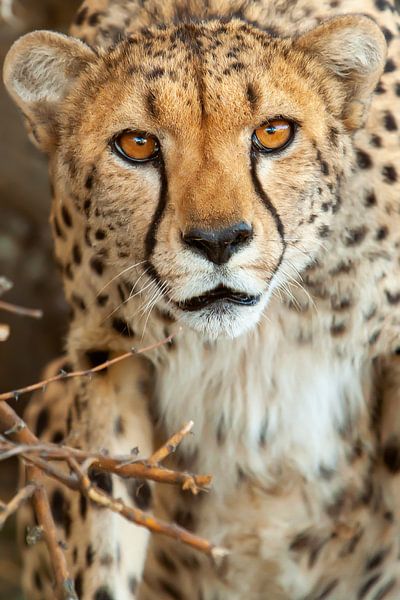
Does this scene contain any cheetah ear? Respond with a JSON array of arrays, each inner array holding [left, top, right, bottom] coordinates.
[[296, 15, 387, 130], [3, 30, 95, 151]]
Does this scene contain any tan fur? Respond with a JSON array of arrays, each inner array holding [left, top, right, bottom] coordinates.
[[4, 0, 400, 598]]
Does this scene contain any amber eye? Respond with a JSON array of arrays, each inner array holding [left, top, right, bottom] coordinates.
[[252, 119, 295, 153], [113, 130, 159, 162]]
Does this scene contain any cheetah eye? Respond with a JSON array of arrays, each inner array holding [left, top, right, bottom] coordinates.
[[112, 130, 160, 163], [252, 119, 295, 153]]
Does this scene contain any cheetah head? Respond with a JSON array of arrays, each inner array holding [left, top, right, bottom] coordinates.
[[3, 15, 386, 338]]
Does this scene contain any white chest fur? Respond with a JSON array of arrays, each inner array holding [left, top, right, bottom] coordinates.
[[157, 301, 370, 492]]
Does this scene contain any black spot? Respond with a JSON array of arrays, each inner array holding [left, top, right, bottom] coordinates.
[[375, 226, 388, 240], [117, 284, 126, 303], [331, 296, 352, 311], [321, 161, 329, 176], [53, 216, 64, 238], [84, 226, 92, 247], [356, 149, 373, 169], [128, 576, 137, 594], [94, 587, 114, 600], [383, 438, 400, 473], [375, 81, 386, 94], [73, 546, 78, 563], [112, 318, 133, 337], [64, 263, 73, 280], [358, 574, 382, 599], [328, 126, 339, 146], [173, 508, 195, 530], [50, 488, 71, 537], [88, 468, 113, 494], [61, 205, 72, 228], [344, 226, 367, 246], [383, 510, 394, 522], [83, 198, 91, 216], [85, 349, 110, 369], [383, 111, 397, 131], [51, 430, 64, 444], [146, 90, 158, 118], [330, 322, 346, 336], [364, 191, 377, 207], [79, 493, 88, 520], [157, 549, 177, 572], [35, 408, 49, 437], [90, 256, 104, 276], [382, 164, 397, 183], [340, 529, 364, 557], [381, 26, 393, 43], [246, 83, 258, 107], [129, 480, 152, 510], [95, 229, 106, 240], [158, 579, 184, 600], [383, 58, 396, 73], [75, 6, 88, 25], [369, 330, 381, 345], [232, 61, 245, 71], [88, 11, 102, 26], [86, 543, 94, 567], [148, 67, 165, 79], [370, 134, 382, 147], [385, 290, 400, 305], [72, 244, 82, 265], [96, 294, 109, 306], [318, 225, 331, 238], [395, 82, 400, 97], [114, 415, 125, 435], [71, 293, 86, 311], [74, 572, 83, 597], [365, 548, 390, 571], [180, 553, 200, 570], [33, 570, 43, 591], [85, 166, 95, 189]]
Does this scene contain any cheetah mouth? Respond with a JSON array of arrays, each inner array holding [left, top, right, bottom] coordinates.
[[176, 285, 261, 312]]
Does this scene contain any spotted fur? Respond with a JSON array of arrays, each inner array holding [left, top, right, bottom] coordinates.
[[4, 0, 400, 598]]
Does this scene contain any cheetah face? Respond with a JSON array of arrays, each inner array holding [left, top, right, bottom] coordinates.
[[4, 17, 386, 338]]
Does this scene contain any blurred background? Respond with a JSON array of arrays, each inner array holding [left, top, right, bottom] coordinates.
[[0, 2, 80, 597]]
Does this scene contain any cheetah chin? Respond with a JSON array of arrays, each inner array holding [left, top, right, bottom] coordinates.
[[171, 284, 266, 338]]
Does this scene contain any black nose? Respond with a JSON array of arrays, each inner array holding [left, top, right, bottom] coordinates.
[[182, 222, 253, 265]]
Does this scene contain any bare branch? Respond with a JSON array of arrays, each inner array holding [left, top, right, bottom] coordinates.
[[0, 483, 37, 529], [149, 420, 194, 465], [0, 334, 174, 401], [0, 299, 43, 319]]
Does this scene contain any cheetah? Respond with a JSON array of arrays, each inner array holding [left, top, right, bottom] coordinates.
[[3, 0, 400, 598]]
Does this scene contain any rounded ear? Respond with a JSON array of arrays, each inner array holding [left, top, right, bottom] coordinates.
[[295, 15, 387, 130], [3, 30, 96, 151]]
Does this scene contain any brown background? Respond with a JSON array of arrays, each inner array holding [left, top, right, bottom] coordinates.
[[0, 3, 80, 598]]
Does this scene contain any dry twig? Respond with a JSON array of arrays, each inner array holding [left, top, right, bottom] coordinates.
[[0, 299, 43, 319], [0, 334, 174, 401], [0, 483, 37, 528], [0, 411, 218, 557]]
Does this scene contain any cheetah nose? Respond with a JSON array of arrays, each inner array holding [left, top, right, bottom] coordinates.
[[182, 222, 253, 265]]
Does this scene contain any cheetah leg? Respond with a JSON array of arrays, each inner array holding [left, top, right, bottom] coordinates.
[[18, 354, 155, 600]]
